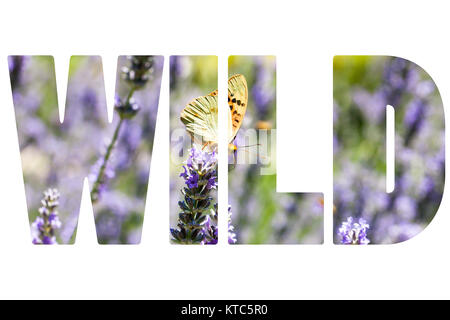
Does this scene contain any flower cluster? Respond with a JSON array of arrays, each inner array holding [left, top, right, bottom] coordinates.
[[202, 204, 237, 245], [114, 94, 140, 120], [180, 146, 218, 190], [31, 189, 62, 244], [227, 206, 237, 244], [338, 217, 370, 245], [171, 146, 219, 244], [203, 204, 219, 245], [121, 56, 154, 88]]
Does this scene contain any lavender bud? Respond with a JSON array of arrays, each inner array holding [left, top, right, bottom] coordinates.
[[121, 56, 154, 88], [31, 188, 62, 244], [115, 94, 140, 120]]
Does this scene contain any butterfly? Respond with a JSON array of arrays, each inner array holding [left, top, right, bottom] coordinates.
[[180, 74, 248, 152]]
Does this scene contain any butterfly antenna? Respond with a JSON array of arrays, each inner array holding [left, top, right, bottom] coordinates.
[[239, 143, 261, 148], [236, 145, 270, 161]]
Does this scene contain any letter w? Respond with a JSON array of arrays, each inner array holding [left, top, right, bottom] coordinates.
[[8, 55, 163, 244]]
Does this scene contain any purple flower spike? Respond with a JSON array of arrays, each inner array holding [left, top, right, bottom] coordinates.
[[180, 146, 218, 191], [171, 146, 219, 244], [31, 188, 62, 245], [228, 206, 237, 244], [338, 217, 370, 245]]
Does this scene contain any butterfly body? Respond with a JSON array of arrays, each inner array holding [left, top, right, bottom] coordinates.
[[180, 74, 248, 152]]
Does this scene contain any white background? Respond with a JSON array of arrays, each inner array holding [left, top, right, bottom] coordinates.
[[0, 0, 449, 299]]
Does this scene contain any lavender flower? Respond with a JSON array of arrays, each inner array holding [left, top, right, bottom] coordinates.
[[90, 56, 151, 202], [170, 56, 182, 89], [31, 188, 62, 244], [171, 146, 218, 244], [203, 205, 218, 245], [382, 57, 417, 105], [252, 57, 275, 121], [404, 99, 426, 146], [338, 217, 370, 245], [89, 152, 116, 202], [228, 206, 237, 244], [202, 204, 237, 245], [121, 56, 154, 88], [8, 56, 28, 91], [114, 94, 140, 120], [180, 146, 218, 190], [394, 195, 417, 220]]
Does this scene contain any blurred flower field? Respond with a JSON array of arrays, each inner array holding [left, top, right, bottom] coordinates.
[[334, 56, 445, 244], [9, 55, 163, 244], [10, 54, 435, 246], [228, 56, 323, 244], [169, 56, 323, 244]]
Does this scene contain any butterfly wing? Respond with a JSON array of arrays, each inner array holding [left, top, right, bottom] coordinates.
[[228, 74, 248, 143], [211, 87, 236, 146], [180, 75, 247, 147], [180, 94, 218, 145]]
